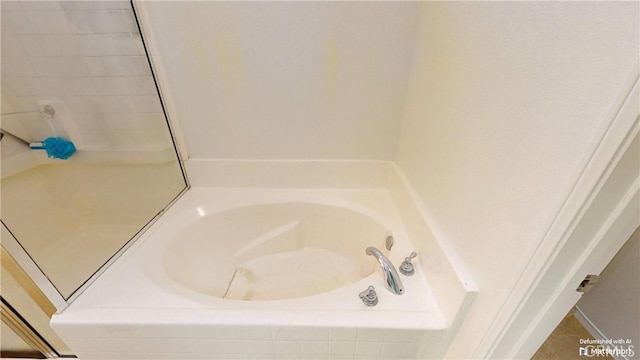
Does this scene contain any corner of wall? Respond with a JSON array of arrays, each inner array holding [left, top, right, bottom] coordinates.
[[132, 0, 189, 163], [387, 163, 478, 344]]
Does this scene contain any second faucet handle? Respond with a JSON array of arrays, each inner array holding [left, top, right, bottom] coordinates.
[[399, 252, 417, 276], [359, 285, 378, 306]]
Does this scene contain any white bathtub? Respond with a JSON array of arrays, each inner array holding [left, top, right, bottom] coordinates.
[[52, 187, 448, 359]]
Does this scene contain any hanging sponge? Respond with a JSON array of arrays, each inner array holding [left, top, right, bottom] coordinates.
[[29, 137, 77, 160]]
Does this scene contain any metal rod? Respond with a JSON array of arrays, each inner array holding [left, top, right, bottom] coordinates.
[[0, 110, 40, 116], [0, 128, 30, 145]]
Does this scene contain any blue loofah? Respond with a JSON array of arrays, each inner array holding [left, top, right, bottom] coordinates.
[[30, 137, 77, 159]]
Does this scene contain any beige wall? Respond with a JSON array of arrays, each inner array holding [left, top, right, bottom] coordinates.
[[139, 2, 421, 160], [395, 2, 639, 358]]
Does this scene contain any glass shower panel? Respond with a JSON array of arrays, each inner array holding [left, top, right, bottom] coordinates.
[[0, 1, 187, 299]]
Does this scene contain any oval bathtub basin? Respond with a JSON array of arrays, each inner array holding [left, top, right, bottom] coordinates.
[[163, 202, 383, 301]]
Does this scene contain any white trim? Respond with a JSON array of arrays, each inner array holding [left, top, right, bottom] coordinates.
[[509, 180, 639, 359], [480, 65, 640, 358]]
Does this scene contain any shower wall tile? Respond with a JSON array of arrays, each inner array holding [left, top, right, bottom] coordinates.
[[24, 11, 53, 33], [46, 11, 73, 33], [5, 12, 32, 34], [0, 0, 168, 158]]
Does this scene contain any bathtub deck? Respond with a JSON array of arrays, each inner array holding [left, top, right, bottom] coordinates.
[[52, 187, 449, 359]]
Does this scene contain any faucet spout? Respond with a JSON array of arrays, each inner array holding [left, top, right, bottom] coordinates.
[[365, 247, 404, 295]]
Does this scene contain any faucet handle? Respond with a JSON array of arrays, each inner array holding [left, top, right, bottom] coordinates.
[[359, 285, 378, 306], [399, 252, 417, 276]]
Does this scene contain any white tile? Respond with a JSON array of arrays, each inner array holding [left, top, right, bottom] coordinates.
[[245, 340, 275, 355], [46, 11, 73, 33], [6, 12, 32, 34], [77, 130, 111, 145], [128, 76, 157, 95], [132, 95, 162, 113], [383, 329, 418, 343], [102, 113, 143, 130], [1, 1, 23, 12], [3, 56, 35, 76], [330, 327, 357, 341], [120, 9, 139, 34], [212, 325, 245, 340], [87, 0, 131, 10], [19, 2, 43, 11], [220, 339, 249, 354], [1, 77, 36, 96], [110, 33, 145, 55], [29, 57, 54, 77], [275, 356, 302, 360], [1, 35, 27, 57], [329, 341, 356, 356], [39, 2, 65, 11], [72, 112, 103, 130], [274, 341, 301, 355], [0, 79, 14, 96], [100, 56, 125, 75], [48, 57, 88, 76], [297, 327, 329, 341], [171, 338, 221, 354], [65, 10, 91, 34], [95, 352, 177, 359], [250, 356, 277, 360], [63, 337, 160, 353], [59, 2, 88, 11], [24, 11, 53, 34], [303, 356, 331, 360], [67, 96, 95, 113], [18, 35, 43, 56], [357, 328, 386, 342], [271, 327, 300, 341], [380, 342, 411, 358], [85, 57, 107, 76], [63, 77, 96, 95], [118, 55, 149, 75], [92, 77, 131, 95], [2, 96, 37, 113], [37, 77, 65, 95], [355, 341, 383, 357], [58, 35, 83, 55], [135, 55, 152, 74], [78, 35, 115, 56], [242, 325, 272, 340], [300, 341, 329, 355], [87, 10, 129, 34], [82, 11, 108, 33], [37, 35, 64, 56], [1, 12, 15, 35], [109, 130, 151, 147]]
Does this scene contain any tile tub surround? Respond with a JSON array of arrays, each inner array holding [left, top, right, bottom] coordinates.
[[51, 161, 475, 359], [1, 0, 174, 169]]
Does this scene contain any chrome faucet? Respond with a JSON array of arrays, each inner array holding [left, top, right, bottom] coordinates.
[[365, 247, 404, 295]]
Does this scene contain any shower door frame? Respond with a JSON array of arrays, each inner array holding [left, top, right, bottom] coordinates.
[[0, 0, 191, 311]]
